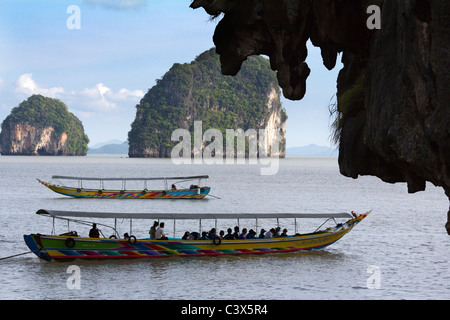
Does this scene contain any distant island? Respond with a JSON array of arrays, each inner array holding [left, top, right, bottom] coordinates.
[[128, 48, 287, 158], [88, 140, 129, 154], [0, 95, 89, 156]]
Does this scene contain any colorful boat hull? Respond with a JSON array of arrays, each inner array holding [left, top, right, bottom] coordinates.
[[38, 180, 210, 199], [24, 213, 369, 261]]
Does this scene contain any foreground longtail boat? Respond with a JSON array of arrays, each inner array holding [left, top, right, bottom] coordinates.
[[24, 209, 370, 261], [37, 175, 210, 199]]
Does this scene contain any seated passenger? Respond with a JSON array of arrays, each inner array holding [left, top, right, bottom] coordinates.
[[89, 223, 100, 238], [246, 229, 256, 239], [232, 226, 240, 239], [224, 228, 235, 240], [264, 228, 274, 238], [182, 231, 190, 240], [219, 230, 225, 239], [123, 233, 130, 239], [238, 228, 248, 239], [208, 228, 217, 239], [281, 229, 288, 237], [155, 222, 168, 240], [199, 231, 208, 240], [258, 229, 266, 238], [273, 227, 281, 237], [189, 232, 200, 240]]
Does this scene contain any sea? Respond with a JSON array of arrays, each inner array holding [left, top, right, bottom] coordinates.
[[0, 155, 448, 301]]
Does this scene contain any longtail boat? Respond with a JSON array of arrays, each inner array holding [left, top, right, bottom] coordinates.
[[37, 175, 210, 199], [24, 209, 370, 261]]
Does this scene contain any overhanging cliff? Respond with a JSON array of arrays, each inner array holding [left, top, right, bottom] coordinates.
[[190, 0, 450, 233]]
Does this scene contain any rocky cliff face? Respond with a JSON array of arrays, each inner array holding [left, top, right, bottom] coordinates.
[[128, 48, 287, 158], [0, 95, 89, 156], [0, 121, 70, 155], [190, 0, 450, 233]]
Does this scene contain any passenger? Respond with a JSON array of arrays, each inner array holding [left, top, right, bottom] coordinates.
[[208, 228, 217, 239], [246, 229, 256, 239], [189, 232, 200, 240], [264, 228, 274, 238], [149, 221, 159, 240], [155, 222, 168, 240], [281, 229, 288, 237], [239, 228, 247, 239], [123, 232, 130, 239], [89, 223, 100, 238], [219, 230, 225, 239], [171, 184, 177, 190], [273, 227, 281, 237], [182, 231, 190, 240], [232, 226, 240, 239], [259, 229, 266, 238], [224, 228, 235, 240], [199, 231, 208, 240]]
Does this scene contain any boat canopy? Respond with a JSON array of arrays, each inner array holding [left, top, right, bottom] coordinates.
[[51, 175, 209, 181], [36, 209, 352, 220]]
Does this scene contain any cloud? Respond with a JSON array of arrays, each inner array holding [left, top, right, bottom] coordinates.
[[78, 83, 144, 111], [84, 0, 147, 10], [14, 73, 143, 114], [16, 73, 64, 97]]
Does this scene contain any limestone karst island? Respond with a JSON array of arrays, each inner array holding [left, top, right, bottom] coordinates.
[[0, 95, 89, 156], [128, 48, 287, 158]]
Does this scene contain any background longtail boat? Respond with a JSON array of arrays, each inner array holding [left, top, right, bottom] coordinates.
[[37, 175, 210, 199]]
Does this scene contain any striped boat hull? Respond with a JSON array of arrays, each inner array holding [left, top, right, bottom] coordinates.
[[24, 213, 369, 260], [38, 180, 210, 199]]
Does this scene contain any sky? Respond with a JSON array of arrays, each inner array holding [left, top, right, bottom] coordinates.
[[0, 0, 341, 148]]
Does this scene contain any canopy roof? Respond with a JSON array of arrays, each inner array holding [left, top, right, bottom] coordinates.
[[51, 175, 209, 181], [36, 209, 352, 220]]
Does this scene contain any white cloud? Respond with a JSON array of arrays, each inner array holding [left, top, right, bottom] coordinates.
[[14, 74, 144, 113], [78, 83, 143, 111], [84, 0, 147, 10], [16, 73, 64, 97]]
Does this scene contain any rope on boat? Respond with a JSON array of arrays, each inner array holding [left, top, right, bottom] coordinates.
[[0, 250, 37, 261], [208, 194, 221, 199]]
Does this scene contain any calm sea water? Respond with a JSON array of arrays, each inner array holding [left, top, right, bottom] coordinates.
[[0, 155, 448, 300]]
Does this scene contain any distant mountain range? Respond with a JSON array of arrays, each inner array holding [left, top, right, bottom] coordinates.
[[88, 140, 129, 154], [88, 140, 337, 157], [286, 144, 338, 157]]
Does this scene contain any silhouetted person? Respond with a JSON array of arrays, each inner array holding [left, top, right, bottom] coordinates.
[[89, 223, 100, 238]]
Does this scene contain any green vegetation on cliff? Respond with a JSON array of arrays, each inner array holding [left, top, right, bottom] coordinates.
[[1, 94, 89, 155], [128, 48, 287, 157]]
